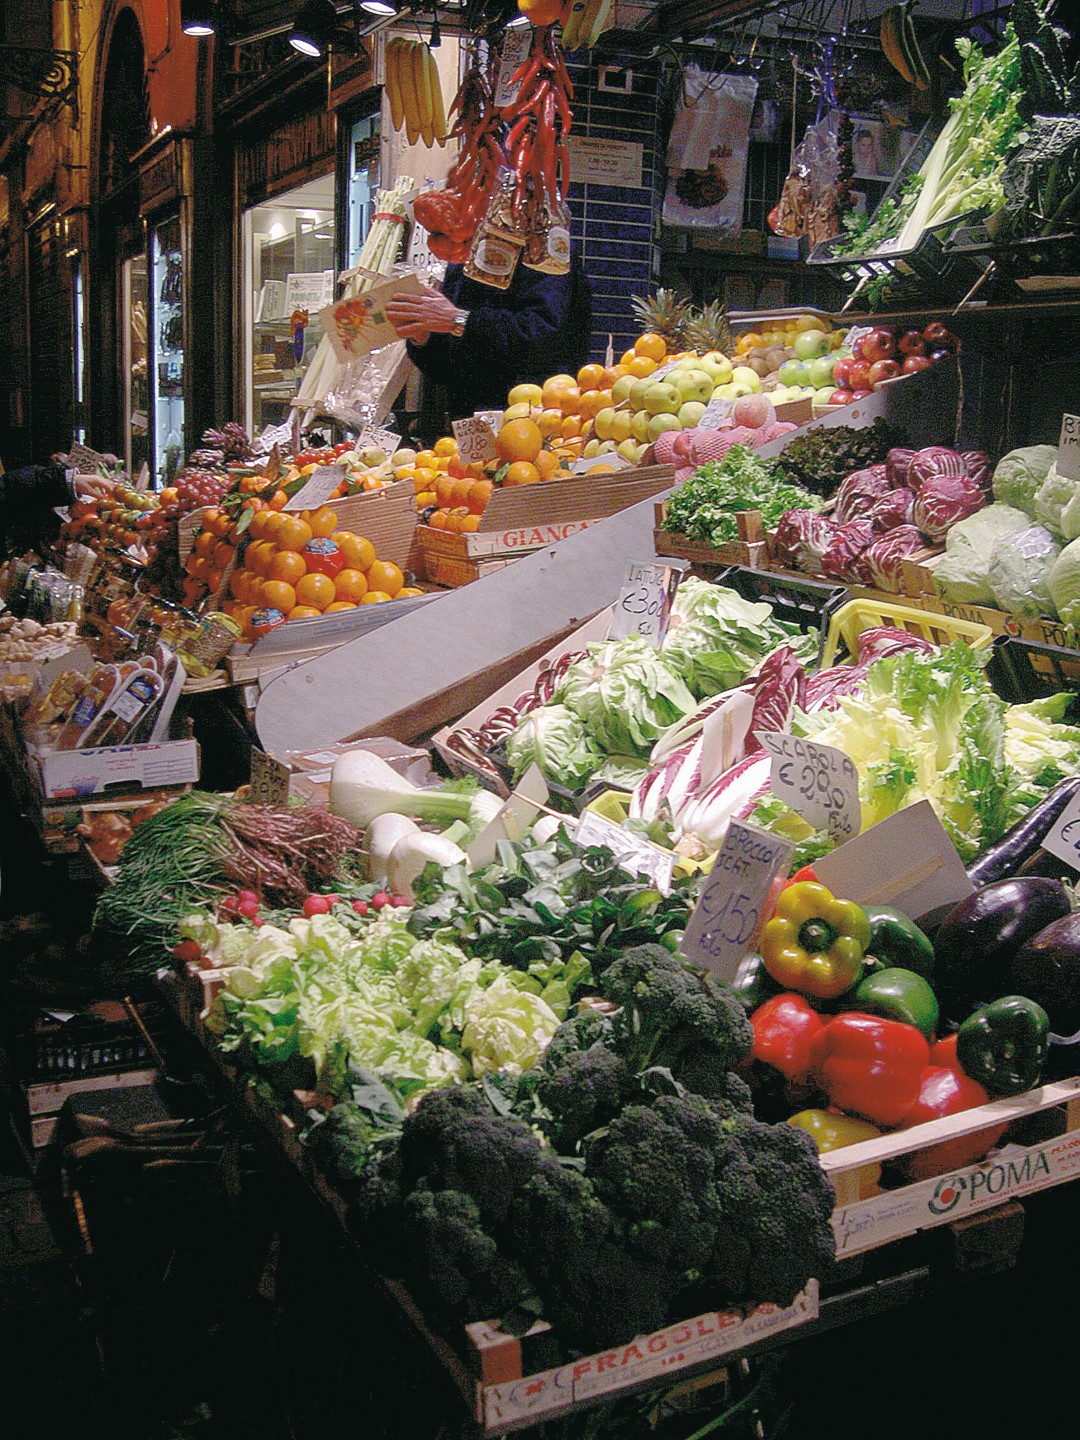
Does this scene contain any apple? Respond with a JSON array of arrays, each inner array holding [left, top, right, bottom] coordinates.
[[617, 438, 644, 462], [677, 400, 707, 429], [902, 354, 932, 375], [897, 329, 926, 356], [832, 356, 855, 387], [611, 374, 636, 406], [829, 389, 855, 406], [592, 407, 616, 441], [729, 365, 762, 392], [582, 438, 601, 457], [610, 410, 634, 442], [630, 410, 651, 442], [629, 377, 655, 410], [847, 359, 872, 391], [928, 348, 952, 364], [597, 440, 616, 453], [698, 352, 733, 385], [851, 388, 873, 399], [643, 380, 682, 415], [868, 359, 902, 387], [671, 368, 714, 405], [807, 355, 837, 389], [778, 359, 804, 387], [793, 328, 830, 361], [858, 328, 896, 362], [646, 412, 682, 442], [391, 448, 417, 467], [923, 321, 958, 351]]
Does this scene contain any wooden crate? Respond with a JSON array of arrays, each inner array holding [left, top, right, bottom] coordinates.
[[653, 501, 770, 570]]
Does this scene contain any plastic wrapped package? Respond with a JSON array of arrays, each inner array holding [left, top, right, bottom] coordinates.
[[987, 525, 1062, 618]]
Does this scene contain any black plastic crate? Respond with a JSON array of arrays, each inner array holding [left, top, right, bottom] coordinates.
[[985, 634, 1080, 704], [807, 212, 987, 309], [13, 1009, 160, 1080], [713, 565, 849, 668], [943, 221, 1080, 282]]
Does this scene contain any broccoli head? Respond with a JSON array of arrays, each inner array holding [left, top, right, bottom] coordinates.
[[397, 1084, 547, 1228], [399, 1187, 540, 1326], [600, 943, 754, 1076], [536, 1042, 636, 1152], [542, 1006, 616, 1071]]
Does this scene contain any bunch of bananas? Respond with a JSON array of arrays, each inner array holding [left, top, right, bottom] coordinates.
[[560, 0, 615, 51], [880, 2, 930, 89], [384, 36, 447, 147]]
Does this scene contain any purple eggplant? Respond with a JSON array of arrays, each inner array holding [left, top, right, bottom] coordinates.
[[934, 877, 1072, 1015], [1007, 913, 1080, 1037]]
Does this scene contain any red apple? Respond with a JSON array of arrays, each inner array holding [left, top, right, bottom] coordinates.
[[902, 354, 932, 374], [897, 329, 926, 356], [851, 389, 873, 400], [923, 321, 958, 351], [847, 359, 872, 390], [868, 359, 902, 387], [928, 348, 952, 364], [832, 357, 855, 387], [828, 389, 855, 406], [859, 327, 897, 362]]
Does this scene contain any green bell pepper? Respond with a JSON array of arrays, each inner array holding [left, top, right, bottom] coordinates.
[[862, 906, 935, 981], [760, 881, 870, 1000], [853, 966, 940, 1040], [956, 994, 1050, 1097]]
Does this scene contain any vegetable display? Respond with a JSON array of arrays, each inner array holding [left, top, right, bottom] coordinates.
[[661, 446, 823, 549]]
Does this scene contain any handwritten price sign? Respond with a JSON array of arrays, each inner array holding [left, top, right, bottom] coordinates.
[[608, 560, 687, 645], [1058, 414, 1080, 483], [681, 821, 793, 979], [452, 415, 499, 465], [575, 809, 677, 893], [756, 731, 861, 842], [1038, 786, 1080, 873]]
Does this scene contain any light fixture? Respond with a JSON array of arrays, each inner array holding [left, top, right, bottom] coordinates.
[[506, 12, 530, 26], [360, 1, 398, 14], [181, 0, 217, 36], [429, 11, 441, 46], [289, 0, 337, 56]]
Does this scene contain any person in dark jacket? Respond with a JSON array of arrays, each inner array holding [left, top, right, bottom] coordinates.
[[0, 461, 114, 558], [385, 255, 593, 422]]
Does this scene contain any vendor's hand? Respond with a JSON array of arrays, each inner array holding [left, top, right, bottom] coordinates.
[[73, 473, 116, 502], [385, 284, 461, 344]]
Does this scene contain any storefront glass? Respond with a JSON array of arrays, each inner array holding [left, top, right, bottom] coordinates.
[[122, 253, 149, 479], [150, 214, 185, 485], [242, 174, 335, 436], [346, 112, 380, 268]]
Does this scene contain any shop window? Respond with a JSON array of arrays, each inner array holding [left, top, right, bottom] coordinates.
[[346, 112, 380, 269], [123, 254, 150, 478], [242, 174, 335, 437]]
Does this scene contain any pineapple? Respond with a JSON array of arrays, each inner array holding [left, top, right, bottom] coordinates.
[[630, 288, 692, 350], [683, 299, 735, 358]]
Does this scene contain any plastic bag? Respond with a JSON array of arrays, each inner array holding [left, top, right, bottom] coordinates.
[[770, 115, 844, 246], [663, 68, 758, 233]]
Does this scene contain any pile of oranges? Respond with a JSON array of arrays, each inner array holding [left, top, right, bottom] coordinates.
[[203, 503, 420, 639]]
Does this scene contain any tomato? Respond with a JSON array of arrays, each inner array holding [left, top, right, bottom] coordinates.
[[171, 939, 202, 963], [302, 537, 345, 577]]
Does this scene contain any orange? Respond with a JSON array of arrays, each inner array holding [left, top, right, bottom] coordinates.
[[735, 331, 763, 353], [559, 415, 582, 439], [444, 507, 471, 533], [245, 540, 277, 577], [361, 591, 392, 604], [366, 559, 404, 597], [229, 568, 256, 601], [428, 509, 450, 531], [395, 465, 416, 484], [203, 508, 230, 538], [560, 386, 584, 416], [625, 354, 658, 378], [287, 605, 322, 620], [503, 461, 541, 486], [414, 449, 438, 469], [334, 568, 369, 603], [495, 417, 543, 465], [194, 530, 216, 559], [268, 549, 307, 585], [268, 489, 289, 511], [213, 539, 236, 571], [333, 532, 376, 571], [295, 572, 336, 610], [413, 465, 438, 491], [324, 600, 357, 612], [458, 513, 481, 531], [634, 332, 667, 362], [416, 490, 437, 508], [467, 479, 493, 513], [537, 408, 564, 437], [534, 449, 559, 479], [275, 515, 313, 552], [578, 390, 612, 421], [205, 567, 224, 594], [448, 476, 473, 508], [261, 579, 297, 612], [232, 604, 257, 632], [398, 586, 424, 597], [541, 373, 577, 408], [577, 363, 608, 392], [433, 436, 458, 457], [362, 474, 387, 491], [306, 506, 337, 538], [261, 510, 289, 543], [434, 474, 457, 507]]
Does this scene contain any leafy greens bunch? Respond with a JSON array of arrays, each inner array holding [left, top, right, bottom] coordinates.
[[662, 446, 823, 549]]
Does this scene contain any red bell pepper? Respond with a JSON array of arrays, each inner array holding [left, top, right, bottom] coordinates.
[[750, 993, 825, 1082], [929, 1032, 960, 1069], [812, 1012, 930, 1126], [896, 1064, 1009, 1181]]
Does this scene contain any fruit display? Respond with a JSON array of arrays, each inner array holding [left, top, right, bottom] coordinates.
[[383, 36, 448, 149], [61, 480, 163, 560]]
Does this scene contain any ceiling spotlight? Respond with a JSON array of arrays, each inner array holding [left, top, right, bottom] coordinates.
[[360, 1, 398, 14], [289, 0, 337, 56], [181, 0, 217, 36]]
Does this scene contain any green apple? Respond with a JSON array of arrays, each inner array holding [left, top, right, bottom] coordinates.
[[698, 351, 733, 385], [729, 365, 762, 393], [357, 446, 387, 467], [630, 409, 652, 442], [629, 377, 655, 410], [677, 400, 707, 428], [777, 359, 804, 387], [593, 406, 616, 441], [391, 448, 417, 467], [643, 380, 682, 415], [712, 382, 738, 401], [610, 410, 634, 442], [646, 412, 681, 441], [671, 368, 714, 406], [807, 354, 837, 388], [611, 374, 636, 406], [793, 328, 830, 361]]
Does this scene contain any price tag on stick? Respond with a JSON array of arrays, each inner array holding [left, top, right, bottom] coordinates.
[[285, 464, 346, 511], [756, 731, 861, 843], [681, 821, 793, 980], [608, 560, 688, 645], [249, 749, 291, 805]]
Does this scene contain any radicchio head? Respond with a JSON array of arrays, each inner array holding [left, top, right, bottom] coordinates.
[[834, 465, 894, 524], [861, 524, 926, 592], [913, 471, 987, 543], [770, 509, 837, 575], [821, 519, 877, 582]]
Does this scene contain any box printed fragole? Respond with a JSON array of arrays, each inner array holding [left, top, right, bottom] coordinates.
[[319, 272, 425, 363]]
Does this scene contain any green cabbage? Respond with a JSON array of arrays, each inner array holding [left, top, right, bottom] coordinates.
[[660, 576, 817, 697], [987, 524, 1061, 618], [991, 444, 1057, 515], [932, 502, 1030, 605], [1034, 464, 1079, 539], [459, 973, 561, 1076], [1048, 537, 1080, 629], [504, 703, 601, 788], [556, 636, 697, 756]]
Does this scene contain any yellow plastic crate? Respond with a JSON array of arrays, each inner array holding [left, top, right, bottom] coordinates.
[[583, 789, 716, 878], [820, 598, 994, 669]]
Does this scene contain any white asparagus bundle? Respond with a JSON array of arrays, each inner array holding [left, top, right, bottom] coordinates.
[[293, 176, 415, 421]]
